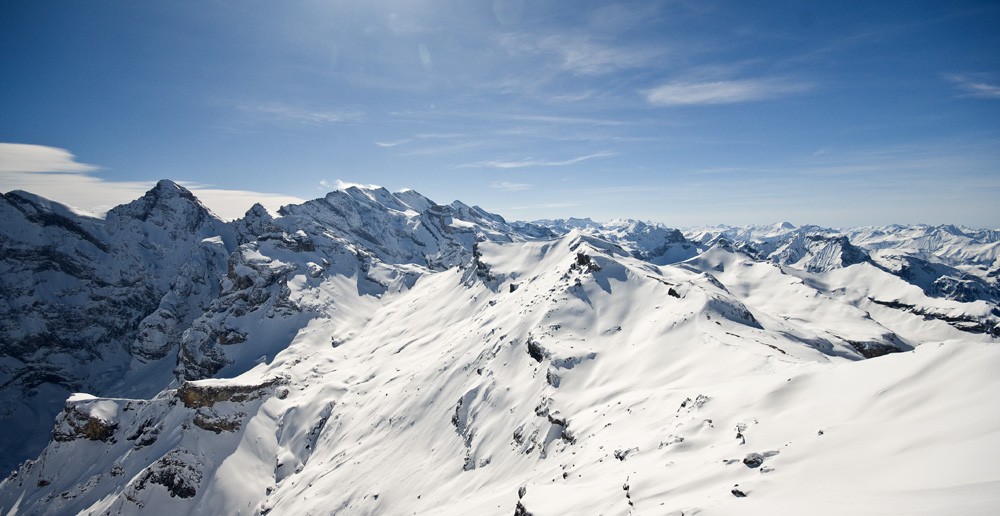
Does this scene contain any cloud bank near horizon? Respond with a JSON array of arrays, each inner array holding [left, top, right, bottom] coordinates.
[[0, 143, 306, 220]]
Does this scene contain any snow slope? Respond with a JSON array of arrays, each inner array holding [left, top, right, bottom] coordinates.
[[0, 186, 998, 515]]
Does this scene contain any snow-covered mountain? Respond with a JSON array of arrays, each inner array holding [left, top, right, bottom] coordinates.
[[0, 181, 236, 475], [1, 184, 998, 515]]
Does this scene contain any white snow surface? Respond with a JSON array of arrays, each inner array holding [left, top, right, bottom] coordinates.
[[1, 186, 998, 515]]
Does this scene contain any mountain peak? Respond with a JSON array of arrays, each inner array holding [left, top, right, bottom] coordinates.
[[322, 185, 438, 215], [106, 178, 222, 233], [246, 202, 270, 217], [154, 178, 180, 189], [149, 179, 198, 202]]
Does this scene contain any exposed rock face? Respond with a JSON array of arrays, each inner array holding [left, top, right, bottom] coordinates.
[[876, 253, 999, 304], [51, 396, 120, 443], [178, 378, 287, 434], [847, 339, 903, 358], [130, 450, 203, 499], [192, 412, 243, 434], [0, 181, 235, 474], [176, 378, 286, 409]]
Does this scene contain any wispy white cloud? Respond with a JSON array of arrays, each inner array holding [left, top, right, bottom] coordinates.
[[645, 78, 812, 106], [547, 91, 595, 103], [542, 35, 660, 76], [458, 151, 614, 169], [387, 108, 628, 127], [491, 181, 532, 191], [494, 113, 627, 126], [779, 141, 997, 178], [943, 74, 1000, 99], [402, 140, 483, 156], [586, 3, 665, 32], [414, 133, 466, 139], [374, 139, 412, 147], [0, 143, 136, 215], [237, 102, 362, 125], [499, 33, 661, 76], [0, 143, 100, 173], [374, 133, 468, 148]]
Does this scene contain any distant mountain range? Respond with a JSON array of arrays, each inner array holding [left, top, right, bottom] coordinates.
[[2, 181, 998, 515]]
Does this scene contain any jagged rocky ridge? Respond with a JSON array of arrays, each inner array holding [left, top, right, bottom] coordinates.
[[1, 183, 998, 515]]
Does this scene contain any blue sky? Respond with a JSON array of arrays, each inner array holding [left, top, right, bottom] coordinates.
[[1, 1, 998, 227]]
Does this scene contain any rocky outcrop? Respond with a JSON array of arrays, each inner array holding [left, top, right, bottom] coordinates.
[[868, 298, 1000, 337], [176, 377, 286, 409], [846, 339, 904, 358], [128, 450, 203, 499], [51, 397, 120, 443], [875, 254, 999, 303]]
